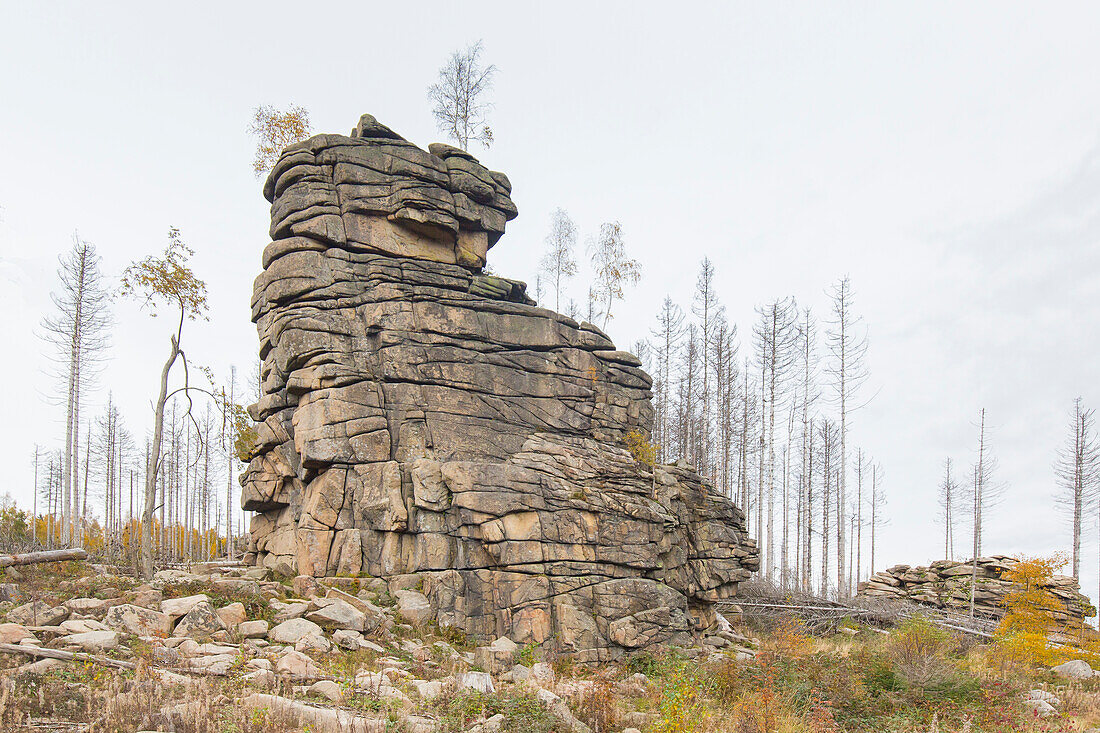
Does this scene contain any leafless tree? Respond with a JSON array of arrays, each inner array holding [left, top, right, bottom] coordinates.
[[39, 234, 111, 546], [650, 297, 685, 462], [693, 258, 724, 476], [1055, 398, 1100, 580], [818, 418, 839, 596], [854, 447, 868, 586], [794, 308, 819, 591], [539, 208, 578, 312], [869, 461, 886, 575], [753, 297, 798, 582], [588, 222, 641, 329], [709, 314, 739, 496], [825, 276, 869, 597], [428, 40, 497, 151], [676, 325, 701, 463], [937, 457, 958, 560], [968, 408, 1003, 617]]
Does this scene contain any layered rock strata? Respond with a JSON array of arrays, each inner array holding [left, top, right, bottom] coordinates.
[[858, 556, 1094, 625], [242, 114, 759, 661]]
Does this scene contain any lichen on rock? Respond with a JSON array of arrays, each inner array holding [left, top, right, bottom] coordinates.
[[242, 114, 759, 661]]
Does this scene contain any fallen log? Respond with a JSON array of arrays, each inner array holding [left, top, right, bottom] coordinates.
[[0, 548, 88, 568], [0, 642, 135, 671]]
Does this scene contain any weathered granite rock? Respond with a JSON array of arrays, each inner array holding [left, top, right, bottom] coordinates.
[[104, 604, 172, 637], [857, 556, 1095, 626], [243, 114, 758, 661]]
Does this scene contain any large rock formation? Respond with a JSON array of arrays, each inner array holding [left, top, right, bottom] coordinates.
[[858, 556, 1094, 626], [242, 114, 759, 661]]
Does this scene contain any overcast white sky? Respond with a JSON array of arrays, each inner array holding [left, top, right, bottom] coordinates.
[[2, 2, 1099, 601]]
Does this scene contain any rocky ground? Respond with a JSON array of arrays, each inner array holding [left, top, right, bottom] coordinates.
[[3, 560, 1100, 732], [0, 560, 753, 732]]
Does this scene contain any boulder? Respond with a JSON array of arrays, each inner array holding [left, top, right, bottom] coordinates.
[[6, 600, 68, 627], [474, 636, 518, 675], [306, 599, 367, 632], [295, 632, 332, 653], [268, 617, 324, 644], [58, 630, 120, 652], [105, 604, 172, 637], [1052, 659, 1095, 680], [216, 602, 248, 628], [0, 623, 36, 644], [331, 629, 364, 650], [395, 590, 432, 626], [275, 649, 324, 679], [307, 680, 343, 702], [64, 597, 110, 615], [161, 594, 211, 620], [238, 620, 269, 639], [172, 602, 227, 639]]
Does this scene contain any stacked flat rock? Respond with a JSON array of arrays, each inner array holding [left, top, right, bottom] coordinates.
[[242, 114, 759, 662], [857, 556, 1093, 624]]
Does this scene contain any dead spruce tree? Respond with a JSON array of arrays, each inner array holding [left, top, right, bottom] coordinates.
[[650, 297, 685, 463], [39, 234, 111, 547], [869, 461, 886, 576], [968, 408, 1004, 617], [753, 297, 798, 583], [428, 40, 497, 150], [795, 308, 819, 592], [937, 457, 958, 560], [825, 276, 869, 597], [1055, 398, 1100, 580], [692, 258, 724, 477], [121, 227, 209, 578], [709, 313, 740, 497], [539, 208, 578, 312]]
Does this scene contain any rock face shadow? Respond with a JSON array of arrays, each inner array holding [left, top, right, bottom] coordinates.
[[243, 114, 759, 662]]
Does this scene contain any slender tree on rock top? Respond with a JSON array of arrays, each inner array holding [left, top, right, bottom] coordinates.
[[968, 408, 1004, 617], [539, 208, 578, 312], [588, 221, 641, 329], [249, 105, 311, 177], [936, 457, 958, 560], [428, 40, 497, 151], [121, 227, 209, 579]]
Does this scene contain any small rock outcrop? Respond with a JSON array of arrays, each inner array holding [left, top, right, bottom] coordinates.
[[242, 114, 759, 661], [858, 556, 1094, 625]]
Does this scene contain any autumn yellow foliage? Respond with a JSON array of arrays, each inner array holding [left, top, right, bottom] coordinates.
[[991, 553, 1100, 667], [625, 429, 659, 468]]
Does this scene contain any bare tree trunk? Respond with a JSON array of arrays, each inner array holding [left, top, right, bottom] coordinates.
[[970, 408, 986, 619], [142, 335, 179, 579]]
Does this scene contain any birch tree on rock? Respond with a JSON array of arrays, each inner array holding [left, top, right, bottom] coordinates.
[[588, 221, 641, 329], [39, 234, 111, 547], [825, 276, 869, 597], [1054, 398, 1099, 580], [249, 105, 311, 177], [428, 40, 497, 151], [121, 227, 209, 578], [539, 208, 578, 312]]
